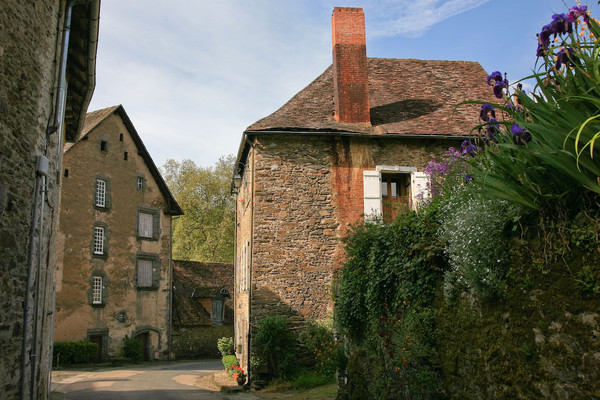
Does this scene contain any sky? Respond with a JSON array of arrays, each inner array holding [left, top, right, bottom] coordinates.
[[88, 0, 582, 169]]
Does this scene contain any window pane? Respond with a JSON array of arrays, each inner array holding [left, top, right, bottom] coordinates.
[[139, 213, 153, 238], [138, 260, 153, 287], [390, 182, 397, 198], [94, 227, 104, 254], [381, 182, 388, 198], [137, 177, 144, 190], [96, 180, 106, 207], [92, 277, 102, 304]]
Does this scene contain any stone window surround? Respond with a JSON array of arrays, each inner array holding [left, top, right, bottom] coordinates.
[[91, 221, 109, 259], [135, 206, 160, 241], [87, 270, 109, 307], [135, 252, 161, 290], [94, 174, 112, 211]]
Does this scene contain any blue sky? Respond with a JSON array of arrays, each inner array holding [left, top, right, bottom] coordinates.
[[89, 0, 580, 168]]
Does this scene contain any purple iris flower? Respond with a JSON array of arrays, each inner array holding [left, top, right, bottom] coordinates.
[[479, 104, 496, 122], [555, 47, 575, 70], [493, 78, 508, 99], [568, 5, 588, 23], [464, 174, 474, 183], [461, 140, 479, 157], [487, 71, 503, 86], [511, 124, 532, 145], [550, 13, 572, 35]]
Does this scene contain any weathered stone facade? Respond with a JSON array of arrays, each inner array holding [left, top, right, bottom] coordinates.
[[0, 1, 99, 398], [54, 106, 182, 362]]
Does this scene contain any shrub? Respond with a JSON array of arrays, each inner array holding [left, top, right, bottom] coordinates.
[[217, 336, 235, 357], [222, 355, 239, 375], [253, 315, 297, 379], [123, 335, 143, 363], [298, 320, 340, 377], [53, 341, 97, 365]]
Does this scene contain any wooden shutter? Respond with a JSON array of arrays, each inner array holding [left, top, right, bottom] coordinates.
[[363, 170, 382, 220], [139, 212, 153, 238], [138, 259, 153, 287], [410, 171, 430, 210]]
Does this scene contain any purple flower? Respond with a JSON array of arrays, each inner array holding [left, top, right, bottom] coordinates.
[[511, 124, 532, 145], [484, 119, 499, 144], [550, 13, 572, 35], [461, 140, 479, 157], [555, 47, 575, 70], [463, 174, 474, 183], [486, 71, 503, 86], [568, 5, 588, 23], [479, 104, 496, 122]]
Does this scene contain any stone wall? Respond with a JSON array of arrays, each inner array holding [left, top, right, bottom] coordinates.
[[172, 325, 234, 359], [54, 111, 173, 360], [0, 2, 64, 398]]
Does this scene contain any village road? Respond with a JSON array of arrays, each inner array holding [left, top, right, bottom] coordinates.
[[52, 360, 226, 400]]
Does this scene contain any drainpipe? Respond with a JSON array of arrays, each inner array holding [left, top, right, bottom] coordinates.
[[247, 143, 255, 383], [168, 215, 179, 361]]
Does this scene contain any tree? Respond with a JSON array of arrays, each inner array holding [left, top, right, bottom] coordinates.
[[161, 155, 235, 263]]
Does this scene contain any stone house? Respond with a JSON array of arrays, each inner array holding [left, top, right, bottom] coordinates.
[[171, 260, 234, 359], [53, 105, 183, 363], [231, 7, 495, 374], [0, 1, 100, 398]]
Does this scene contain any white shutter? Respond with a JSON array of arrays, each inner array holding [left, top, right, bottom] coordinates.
[[138, 260, 153, 287], [363, 170, 382, 221], [139, 212, 153, 238], [410, 171, 430, 210]]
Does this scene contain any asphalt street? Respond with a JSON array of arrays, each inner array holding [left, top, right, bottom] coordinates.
[[51, 360, 227, 400]]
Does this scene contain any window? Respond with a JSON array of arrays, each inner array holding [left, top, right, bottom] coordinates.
[[94, 227, 104, 254], [94, 175, 111, 210], [135, 253, 160, 290], [95, 179, 106, 207], [92, 276, 103, 304], [119, 133, 123, 141], [137, 206, 160, 240], [124, 151, 128, 160], [136, 175, 145, 190], [137, 259, 153, 287], [100, 140, 108, 151], [64, 169, 69, 177], [91, 222, 109, 258], [363, 166, 430, 222]]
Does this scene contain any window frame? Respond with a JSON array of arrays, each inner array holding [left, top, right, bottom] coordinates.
[[94, 174, 111, 211], [136, 174, 146, 190], [91, 222, 109, 259], [88, 271, 108, 307], [135, 252, 161, 290], [95, 179, 106, 207], [136, 206, 160, 240], [92, 276, 103, 304]]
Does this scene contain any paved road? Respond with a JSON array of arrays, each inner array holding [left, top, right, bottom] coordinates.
[[52, 360, 226, 400]]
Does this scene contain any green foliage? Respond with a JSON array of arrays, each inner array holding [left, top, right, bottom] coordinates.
[[222, 355, 239, 374], [440, 190, 522, 301], [123, 335, 143, 363], [575, 265, 600, 295], [217, 336, 235, 357], [53, 341, 98, 365], [298, 320, 341, 377], [253, 315, 297, 379], [289, 369, 336, 390], [467, 16, 600, 210], [161, 155, 235, 262]]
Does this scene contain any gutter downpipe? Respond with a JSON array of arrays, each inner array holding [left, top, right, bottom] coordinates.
[[168, 215, 179, 361], [247, 139, 255, 384]]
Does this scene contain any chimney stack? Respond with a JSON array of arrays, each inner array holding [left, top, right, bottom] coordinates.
[[332, 7, 370, 124]]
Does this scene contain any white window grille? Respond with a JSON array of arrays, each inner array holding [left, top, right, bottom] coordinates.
[[96, 180, 106, 207], [138, 212, 154, 238], [92, 277, 102, 304], [137, 259, 153, 287], [137, 176, 144, 190], [94, 227, 104, 254]]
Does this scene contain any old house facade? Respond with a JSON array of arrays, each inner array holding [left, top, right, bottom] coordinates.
[[0, 1, 100, 398], [171, 260, 234, 359], [232, 7, 495, 373], [54, 105, 183, 362]]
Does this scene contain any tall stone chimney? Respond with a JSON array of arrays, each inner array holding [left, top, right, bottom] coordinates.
[[332, 7, 370, 124]]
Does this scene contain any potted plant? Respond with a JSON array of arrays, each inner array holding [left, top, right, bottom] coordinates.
[[230, 365, 246, 385]]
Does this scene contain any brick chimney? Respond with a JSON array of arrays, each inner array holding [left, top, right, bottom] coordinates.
[[332, 7, 370, 124]]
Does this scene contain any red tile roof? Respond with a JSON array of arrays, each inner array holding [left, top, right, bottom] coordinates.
[[247, 58, 495, 136]]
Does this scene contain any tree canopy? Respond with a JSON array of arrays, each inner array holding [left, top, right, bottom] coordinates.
[[161, 155, 235, 263]]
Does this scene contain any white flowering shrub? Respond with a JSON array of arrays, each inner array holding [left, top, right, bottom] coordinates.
[[440, 191, 520, 301]]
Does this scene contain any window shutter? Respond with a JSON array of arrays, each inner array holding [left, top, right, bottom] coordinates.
[[139, 213, 153, 238], [363, 170, 382, 220], [152, 212, 160, 239], [138, 260, 153, 287], [410, 171, 430, 210]]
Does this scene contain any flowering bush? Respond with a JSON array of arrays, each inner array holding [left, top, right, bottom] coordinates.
[[467, 3, 600, 210], [230, 364, 246, 379]]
